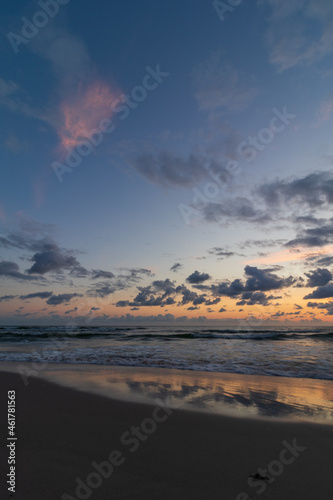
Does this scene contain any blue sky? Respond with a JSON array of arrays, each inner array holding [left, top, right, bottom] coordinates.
[[2, 0, 333, 325]]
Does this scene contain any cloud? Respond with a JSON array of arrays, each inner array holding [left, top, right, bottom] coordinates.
[[4, 134, 29, 153], [175, 285, 200, 306], [170, 263, 182, 272], [0, 261, 40, 281], [151, 279, 176, 296], [307, 301, 333, 315], [259, 0, 333, 72], [0, 295, 17, 302], [118, 268, 153, 282], [91, 270, 115, 280], [316, 255, 333, 266], [0, 78, 45, 122], [46, 293, 83, 306], [19, 292, 53, 300], [240, 239, 287, 249], [272, 311, 285, 318], [305, 268, 332, 287], [115, 301, 130, 307], [236, 291, 275, 306], [132, 151, 208, 188], [88, 283, 117, 298], [212, 265, 295, 298], [192, 52, 259, 112], [186, 271, 211, 284], [205, 298, 221, 306], [88, 268, 154, 298], [285, 237, 327, 248], [65, 307, 78, 315], [30, 29, 125, 150], [304, 283, 333, 299], [3, 28, 124, 151], [317, 92, 333, 125], [27, 242, 80, 275], [208, 247, 235, 258], [257, 171, 333, 209], [203, 199, 267, 224], [59, 81, 123, 150]]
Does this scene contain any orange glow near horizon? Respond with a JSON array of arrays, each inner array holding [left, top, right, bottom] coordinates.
[[246, 245, 333, 266]]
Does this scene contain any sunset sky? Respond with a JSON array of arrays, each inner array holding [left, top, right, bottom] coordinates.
[[1, 0, 333, 325]]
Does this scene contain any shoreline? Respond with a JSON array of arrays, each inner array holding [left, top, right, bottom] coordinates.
[[0, 361, 332, 425], [0, 370, 333, 499]]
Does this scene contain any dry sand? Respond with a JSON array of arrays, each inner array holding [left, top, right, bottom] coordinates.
[[0, 370, 332, 500]]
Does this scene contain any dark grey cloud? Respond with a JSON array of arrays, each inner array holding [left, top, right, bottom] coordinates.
[[0, 261, 40, 281], [305, 268, 332, 287], [212, 278, 244, 297], [114, 282, 178, 308], [133, 151, 208, 188], [0, 295, 17, 302], [127, 287, 165, 307], [212, 266, 295, 298], [88, 283, 117, 298], [208, 247, 235, 258], [316, 255, 333, 266], [219, 307, 226, 313], [170, 263, 182, 272], [272, 311, 285, 318], [19, 291, 53, 300], [91, 270, 115, 280], [151, 279, 176, 297], [186, 271, 211, 284], [69, 265, 89, 278], [115, 301, 130, 308], [65, 307, 78, 314], [285, 236, 328, 248], [236, 292, 275, 306], [304, 283, 333, 299], [192, 295, 207, 306], [203, 199, 268, 224], [27, 242, 80, 275], [239, 238, 286, 249], [258, 171, 333, 208], [175, 285, 200, 306], [118, 268, 154, 282], [46, 293, 83, 306], [307, 301, 333, 315], [205, 297, 221, 306]]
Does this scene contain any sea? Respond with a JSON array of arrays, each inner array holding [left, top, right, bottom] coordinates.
[[0, 325, 332, 380]]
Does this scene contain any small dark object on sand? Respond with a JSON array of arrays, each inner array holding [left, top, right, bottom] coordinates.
[[249, 472, 270, 481]]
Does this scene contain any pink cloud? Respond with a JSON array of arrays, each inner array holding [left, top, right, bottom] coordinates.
[[59, 81, 124, 150]]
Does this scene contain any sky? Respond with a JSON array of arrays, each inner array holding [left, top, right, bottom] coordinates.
[[1, 0, 333, 326]]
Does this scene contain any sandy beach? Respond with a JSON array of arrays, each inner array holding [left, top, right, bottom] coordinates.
[[0, 369, 332, 500]]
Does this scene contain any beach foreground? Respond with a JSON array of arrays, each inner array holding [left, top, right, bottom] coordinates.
[[0, 371, 332, 500]]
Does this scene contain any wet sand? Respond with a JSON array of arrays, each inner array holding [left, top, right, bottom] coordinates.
[[0, 369, 332, 500]]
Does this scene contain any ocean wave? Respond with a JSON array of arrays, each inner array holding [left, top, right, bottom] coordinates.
[[0, 327, 332, 342]]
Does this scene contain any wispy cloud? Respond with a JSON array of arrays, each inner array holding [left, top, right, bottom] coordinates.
[[192, 52, 259, 112], [259, 0, 333, 71]]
